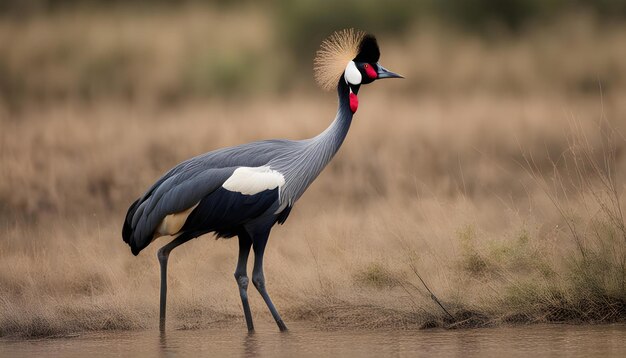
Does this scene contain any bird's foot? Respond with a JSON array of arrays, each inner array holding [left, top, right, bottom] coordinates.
[[277, 320, 288, 332]]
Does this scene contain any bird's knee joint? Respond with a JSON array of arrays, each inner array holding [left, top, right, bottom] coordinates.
[[235, 274, 249, 290], [252, 276, 265, 290], [157, 249, 169, 263]]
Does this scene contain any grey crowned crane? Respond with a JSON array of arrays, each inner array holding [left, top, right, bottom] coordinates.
[[122, 29, 403, 332]]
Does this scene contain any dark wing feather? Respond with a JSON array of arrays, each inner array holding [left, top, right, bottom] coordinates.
[[122, 139, 296, 255], [182, 187, 280, 239], [124, 167, 235, 255]]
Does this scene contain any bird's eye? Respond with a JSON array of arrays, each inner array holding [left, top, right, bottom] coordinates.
[[363, 63, 378, 79]]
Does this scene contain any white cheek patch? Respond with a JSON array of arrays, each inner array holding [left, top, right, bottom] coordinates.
[[223, 166, 285, 195], [344, 61, 362, 86]]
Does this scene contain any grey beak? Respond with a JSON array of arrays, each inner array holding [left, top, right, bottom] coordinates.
[[377, 64, 404, 79]]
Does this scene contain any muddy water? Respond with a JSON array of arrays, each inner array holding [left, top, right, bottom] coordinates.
[[2, 323, 626, 357]]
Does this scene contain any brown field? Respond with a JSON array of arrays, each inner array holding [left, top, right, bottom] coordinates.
[[1, 6, 625, 337]]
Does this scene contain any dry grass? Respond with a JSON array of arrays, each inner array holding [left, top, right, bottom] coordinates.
[[1, 6, 626, 337]]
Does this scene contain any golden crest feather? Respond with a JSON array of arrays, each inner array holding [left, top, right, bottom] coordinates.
[[314, 29, 366, 91]]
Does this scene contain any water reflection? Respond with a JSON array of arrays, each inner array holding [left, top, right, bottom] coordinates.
[[2, 323, 626, 358], [242, 331, 259, 357], [158, 330, 170, 358]]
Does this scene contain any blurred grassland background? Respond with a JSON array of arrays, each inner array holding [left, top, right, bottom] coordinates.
[[1, 0, 625, 337]]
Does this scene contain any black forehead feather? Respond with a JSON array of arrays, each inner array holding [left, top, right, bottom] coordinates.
[[354, 34, 380, 63]]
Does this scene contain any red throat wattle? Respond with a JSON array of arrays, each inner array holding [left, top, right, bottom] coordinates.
[[349, 92, 358, 113]]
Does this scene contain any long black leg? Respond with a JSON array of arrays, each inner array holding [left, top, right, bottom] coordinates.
[[235, 233, 254, 331], [251, 233, 288, 331], [157, 233, 195, 331]]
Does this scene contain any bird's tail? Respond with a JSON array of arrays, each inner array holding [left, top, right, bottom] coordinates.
[[122, 198, 142, 256]]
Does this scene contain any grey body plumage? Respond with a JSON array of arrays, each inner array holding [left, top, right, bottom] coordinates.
[[124, 80, 353, 255], [122, 30, 402, 331]]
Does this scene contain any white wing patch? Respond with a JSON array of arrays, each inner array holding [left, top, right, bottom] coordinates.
[[223, 166, 285, 195]]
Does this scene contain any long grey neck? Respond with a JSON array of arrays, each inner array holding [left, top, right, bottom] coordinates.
[[306, 79, 354, 162], [273, 80, 354, 205]]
